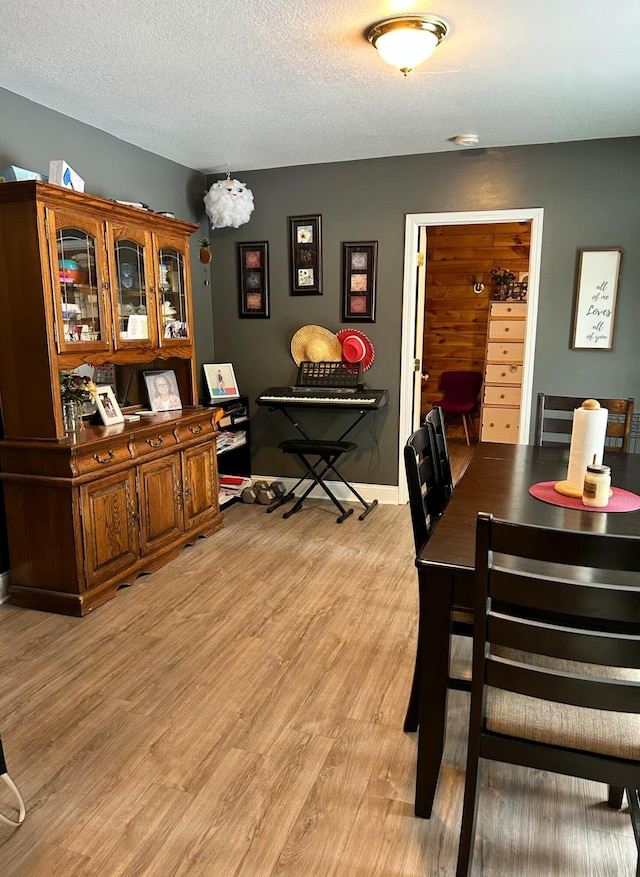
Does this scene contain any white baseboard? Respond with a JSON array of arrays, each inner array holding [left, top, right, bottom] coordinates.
[[251, 475, 400, 505], [0, 570, 11, 604]]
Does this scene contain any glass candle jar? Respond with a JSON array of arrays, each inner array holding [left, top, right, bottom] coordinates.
[[582, 464, 611, 508]]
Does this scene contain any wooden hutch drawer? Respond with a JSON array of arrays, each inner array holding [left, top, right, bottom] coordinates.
[[175, 417, 215, 445], [490, 302, 527, 319], [75, 440, 134, 475], [486, 342, 524, 363], [482, 407, 520, 443], [484, 386, 522, 407], [488, 320, 526, 342], [484, 364, 523, 385], [135, 426, 179, 458]]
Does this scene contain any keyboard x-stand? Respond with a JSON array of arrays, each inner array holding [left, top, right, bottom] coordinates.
[[256, 362, 389, 522]]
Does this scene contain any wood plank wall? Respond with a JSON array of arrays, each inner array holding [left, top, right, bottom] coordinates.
[[421, 222, 531, 417]]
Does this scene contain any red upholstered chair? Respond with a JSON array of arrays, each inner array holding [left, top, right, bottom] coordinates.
[[438, 371, 483, 446]]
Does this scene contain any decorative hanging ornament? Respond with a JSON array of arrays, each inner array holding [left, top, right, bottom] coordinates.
[[204, 172, 254, 229]]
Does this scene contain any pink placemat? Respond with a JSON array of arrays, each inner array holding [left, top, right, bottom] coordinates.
[[529, 481, 640, 512]]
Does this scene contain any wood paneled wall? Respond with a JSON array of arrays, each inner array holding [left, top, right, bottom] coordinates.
[[421, 222, 531, 417]]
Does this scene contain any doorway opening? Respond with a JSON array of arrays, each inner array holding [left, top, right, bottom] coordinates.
[[398, 208, 544, 504]]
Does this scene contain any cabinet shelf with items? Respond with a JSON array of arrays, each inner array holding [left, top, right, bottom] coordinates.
[[211, 395, 251, 507]]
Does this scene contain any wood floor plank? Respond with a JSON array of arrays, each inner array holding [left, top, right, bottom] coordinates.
[[0, 496, 636, 875]]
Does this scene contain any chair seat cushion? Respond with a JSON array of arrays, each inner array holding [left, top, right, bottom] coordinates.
[[487, 648, 640, 760], [278, 439, 357, 455], [440, 401, 476, 413]]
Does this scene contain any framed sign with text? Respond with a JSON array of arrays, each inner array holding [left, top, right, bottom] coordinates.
[[289, 214, 322, 295], [571, 248, 623, 350]]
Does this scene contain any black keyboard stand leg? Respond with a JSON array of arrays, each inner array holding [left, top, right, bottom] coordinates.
[[266, 476, 306, 514], [326, 466, 379, 520]]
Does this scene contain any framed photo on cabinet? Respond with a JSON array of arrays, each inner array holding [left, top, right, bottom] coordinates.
[[237, 242, 270, 318], [144, 369, 182, 412], [342, 241, 377, 322], [95, 385, 124, 425], [203, 363, 240, 402], [571, 247, 623, 350], [289, 214, 322, 295]]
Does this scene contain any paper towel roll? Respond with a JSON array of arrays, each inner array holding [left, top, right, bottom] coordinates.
[[565, 404, 608, 491]]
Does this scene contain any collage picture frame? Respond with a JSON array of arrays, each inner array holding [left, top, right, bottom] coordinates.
[[342, 241, 378, 322], [237, 241, 270, 318], [289, 214, 322, 295]]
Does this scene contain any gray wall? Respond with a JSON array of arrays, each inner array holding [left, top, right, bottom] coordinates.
[[208, 138, 640, 485]]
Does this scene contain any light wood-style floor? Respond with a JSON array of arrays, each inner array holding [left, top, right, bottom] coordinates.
[[0, 470, 636, 874]]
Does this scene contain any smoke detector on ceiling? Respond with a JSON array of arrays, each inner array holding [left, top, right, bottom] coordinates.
[[452, 134, 479, 147]]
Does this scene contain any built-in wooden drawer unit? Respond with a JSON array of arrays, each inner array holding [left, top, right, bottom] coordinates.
[[485, 364, 523, 385], [481, 407, 520, 443], [488, 319, 526, 341], [489, 302, 527, 319], [486, 342, 525, 362], [483, 386, 522, 407]]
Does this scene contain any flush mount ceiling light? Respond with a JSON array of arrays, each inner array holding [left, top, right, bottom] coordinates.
[[366, 14, 449, 76]]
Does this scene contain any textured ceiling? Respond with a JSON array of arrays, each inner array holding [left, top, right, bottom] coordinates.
[[1, 0, 639, 174]]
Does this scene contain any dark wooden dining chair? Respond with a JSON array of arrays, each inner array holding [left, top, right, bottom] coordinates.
[[456, 513, 640, 877], [403, 422, 472, 733], [424, 405, 454, 506], [535, 393, 634, 452]]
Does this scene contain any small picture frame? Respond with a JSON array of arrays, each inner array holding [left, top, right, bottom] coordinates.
[[238, 242, 270, 317], [571, 248, 623, 350], [289, 214, 322, 295], [342, 241, 378, 322], [144, 369, 182, 412], [95, 385, 124, 425], [203, 363, 240, 402]]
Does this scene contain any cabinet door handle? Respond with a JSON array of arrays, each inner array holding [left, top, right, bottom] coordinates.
[[146, 436, 164, 448], [189, 424, 203, 435], [93, 450, 115, 464]]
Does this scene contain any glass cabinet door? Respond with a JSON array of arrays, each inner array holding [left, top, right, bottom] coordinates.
[[156, 238, 192, 345], [48, 210, 110, 353], [110, 227, 156, 348]]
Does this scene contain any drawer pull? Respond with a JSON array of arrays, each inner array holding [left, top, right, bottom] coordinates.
[[509, 365, 518, 373], [500, 394, 505, 399], [189, 424, 203, 435], [501, 371, 507, 377], [93, 450, 115, 464], [490, 423, 495, 428], [147, 436, 164, 448], [504, 327, 510, 332]]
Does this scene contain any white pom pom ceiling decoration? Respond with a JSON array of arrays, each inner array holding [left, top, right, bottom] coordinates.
[[204, 170, 254, 229]]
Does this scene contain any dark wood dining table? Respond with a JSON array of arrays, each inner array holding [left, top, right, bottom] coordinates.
[[413, 442, 640, 817]]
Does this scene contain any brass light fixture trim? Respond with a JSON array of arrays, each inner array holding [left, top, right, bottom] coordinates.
[[366, 14, 449, 75]]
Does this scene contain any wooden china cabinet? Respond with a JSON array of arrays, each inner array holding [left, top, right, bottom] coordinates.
[[0, 181, 223, 616]]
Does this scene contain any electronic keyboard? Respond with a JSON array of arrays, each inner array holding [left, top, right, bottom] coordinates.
[[256, 387, 389, 409]]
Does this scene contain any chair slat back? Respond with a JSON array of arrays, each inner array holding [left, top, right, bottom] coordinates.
[[535, 393, 634, 452], [475, 513, 640, 715], [424, 406, 453, 505], [404, 426, 444, 554]]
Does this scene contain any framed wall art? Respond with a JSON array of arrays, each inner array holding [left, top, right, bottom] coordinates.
[[237, 241, 269, 318], [571, 247, 623, 350], [289, 214, 322, 295], [342, 241, 378, 322]]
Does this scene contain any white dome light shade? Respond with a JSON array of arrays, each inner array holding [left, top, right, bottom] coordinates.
[[367, 15, 448, 75]]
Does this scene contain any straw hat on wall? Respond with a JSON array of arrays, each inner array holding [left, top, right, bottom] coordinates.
[[291, 325, 342, 366]]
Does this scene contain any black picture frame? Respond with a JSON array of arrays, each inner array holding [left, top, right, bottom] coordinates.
[[288, 214, 322, 295], [237, 241, 270, 318], [342, 241, 378, 322]]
